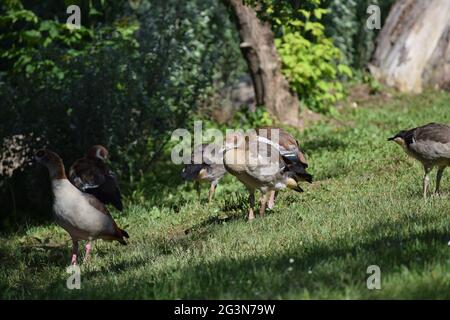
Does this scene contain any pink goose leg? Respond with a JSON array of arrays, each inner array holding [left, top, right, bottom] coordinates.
[[268, 190, 276, 210], [71, 240, 79, 265], [84, 241, 92, 263]]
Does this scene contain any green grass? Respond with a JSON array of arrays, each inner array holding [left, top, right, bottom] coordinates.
[[2, 90, 450, 299]]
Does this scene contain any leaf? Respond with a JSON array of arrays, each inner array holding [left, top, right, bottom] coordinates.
[[89, 7, 102, 17], [25, 64, 35, 74], [298, 9, 310, 19], [22, 30, 41, 44], [313, 8, 328, 20], [338, 64, 353, 77]]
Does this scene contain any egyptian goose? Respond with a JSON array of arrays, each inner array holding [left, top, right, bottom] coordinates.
[[35, 149, 129, 265], [256, 126, 310, 210], [181, 143, 227, 202], [69, 145, 123, 211], [223, 128, 312, 221], [389, 122, 450, 199]]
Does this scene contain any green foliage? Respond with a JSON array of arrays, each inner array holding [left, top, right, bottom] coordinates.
[[362, 72, 382, 94], [188, 107, 274, 146], [229, 106, 274, 130], [0, 1, 100, 78], [322, 0, 395, 69], [247, 0, 352, 113], [321, 0, 358, 67], [0, 0, 244, 222], [2, 91, 450, 299]]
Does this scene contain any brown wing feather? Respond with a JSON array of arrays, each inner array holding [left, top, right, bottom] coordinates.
[[69, 158, 123, 211], [83, 193, 129, 243], [415, 123, 450, 144], [69, 158, 106, 189], [182, 143, 226, 182], [83, 192, 111, 217], [257, 126, 308, 167]]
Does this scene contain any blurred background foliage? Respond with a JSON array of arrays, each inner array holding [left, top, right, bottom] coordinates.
[[322, 0, 395, 69], [0, 0, 393, 229], [247, 0, 394, 112], [247, 0, 352, 113], [0, 0, 245, 226]]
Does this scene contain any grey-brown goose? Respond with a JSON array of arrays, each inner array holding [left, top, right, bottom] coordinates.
[[181, 143, 227, 202], [389, 122, 450, 199], [69, 145, 123, 212], [256, 126, 310, 210], [223, 129, 312, 221], [35, 149, 129, 265]]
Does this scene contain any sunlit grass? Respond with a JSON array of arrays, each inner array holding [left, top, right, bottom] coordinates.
[[2, 90, 450, 299]]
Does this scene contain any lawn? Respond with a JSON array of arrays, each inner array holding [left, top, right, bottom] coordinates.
[[2, 89, 450, 299]]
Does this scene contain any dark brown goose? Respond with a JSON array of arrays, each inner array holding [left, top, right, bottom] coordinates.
[[181, 143, 227, 202], [69, 145, 123, 211], [389, 122, 450, 199]]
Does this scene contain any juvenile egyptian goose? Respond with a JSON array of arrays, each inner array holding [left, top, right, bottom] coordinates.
[[181, 143, 227, 202], [35, 149, 129, 265], [389, 122, 450, 199], [69, 145, 123, 211], [223, 129, 312, 221]]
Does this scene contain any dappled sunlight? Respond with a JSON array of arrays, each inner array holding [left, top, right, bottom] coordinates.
[[2, 0, 450, 302]]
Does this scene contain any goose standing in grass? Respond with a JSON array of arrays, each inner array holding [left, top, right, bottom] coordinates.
[[181, 143, 227, 202], [69, 145, 123, 212], [35, 149, 129, 265], [223, 129, 312, 221], [256, 127, 311, 210], [389, 122, 450, 199]]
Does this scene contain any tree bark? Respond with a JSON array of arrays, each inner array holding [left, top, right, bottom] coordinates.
[[369, 0, 450, 93], [223, 0, 301, 126]]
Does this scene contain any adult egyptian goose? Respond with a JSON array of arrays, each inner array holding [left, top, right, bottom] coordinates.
[[223, 128, 312, 221], [256, 126, 310, 210], [181, 143, 227, 202], [35, 149, 129, 265], [69, 145, 123, 211], [389, 122, 450, 199]]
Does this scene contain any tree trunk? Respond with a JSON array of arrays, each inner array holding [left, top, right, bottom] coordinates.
[[223, 0, 301, 126], [369, 0, 450, 93]]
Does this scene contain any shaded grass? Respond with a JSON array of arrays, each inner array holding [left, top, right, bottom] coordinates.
[[2, 90, 450, 299]]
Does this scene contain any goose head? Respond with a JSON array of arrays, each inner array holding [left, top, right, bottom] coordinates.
[[86, 145, 109, 161], [34, 149, 66, 179]]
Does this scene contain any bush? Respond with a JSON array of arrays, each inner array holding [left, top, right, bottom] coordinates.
[[0, 0, 244, 226], [246, 0, 353, 114], [322, 0, 395, 69]]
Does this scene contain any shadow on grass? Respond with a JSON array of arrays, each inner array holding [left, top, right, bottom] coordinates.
[[117, 219, 450, 299], [184, 215, 238, 235], [3, 215, 450, 299], [0, 239, 131, 273], [0, 242, 70, 273], [311, 160, 355, 181], [303, 137, 347, 154]]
